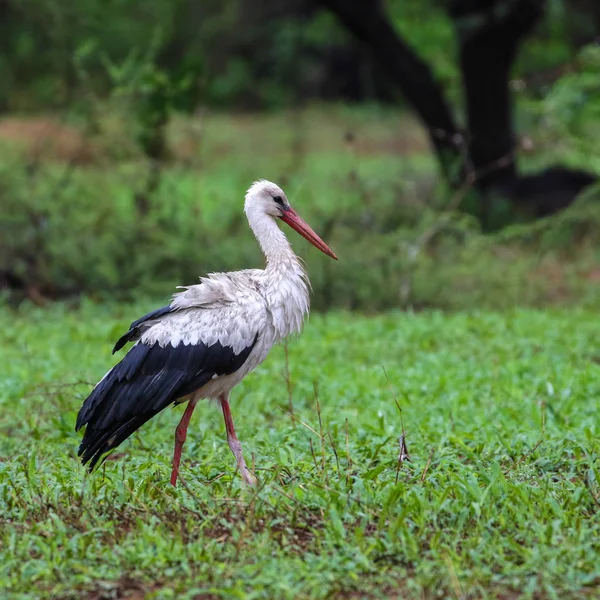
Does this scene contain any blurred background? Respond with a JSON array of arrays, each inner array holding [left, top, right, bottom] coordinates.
[[0, 0, 599, 311]]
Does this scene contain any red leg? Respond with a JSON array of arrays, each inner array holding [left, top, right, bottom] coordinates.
[[220, 393, 256, 485], [170, 399, 198, 486]]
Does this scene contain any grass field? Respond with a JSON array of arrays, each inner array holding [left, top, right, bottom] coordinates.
[[1, 302, 599, 599]]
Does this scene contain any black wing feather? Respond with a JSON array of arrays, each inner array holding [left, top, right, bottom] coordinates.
[[112, 305, 174, 354], [76, 335, 257, 471]]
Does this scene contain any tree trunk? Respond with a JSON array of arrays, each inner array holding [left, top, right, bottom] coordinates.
[[451, 0, 545, 189]]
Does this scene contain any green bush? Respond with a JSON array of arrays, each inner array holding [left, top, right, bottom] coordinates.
[[1, 148, 599, 311], [519, 43, 600, 174]]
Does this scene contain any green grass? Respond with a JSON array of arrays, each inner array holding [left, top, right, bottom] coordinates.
[[1, 302, 599, 599]]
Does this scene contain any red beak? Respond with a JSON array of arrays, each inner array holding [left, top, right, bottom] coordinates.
[[280, 208, 338, 260]]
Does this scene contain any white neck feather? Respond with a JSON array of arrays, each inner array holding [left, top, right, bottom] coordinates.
[[245, 204, 310, 340], [245, 205, 295, 268]]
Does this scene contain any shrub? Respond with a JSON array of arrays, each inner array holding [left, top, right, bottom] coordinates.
[[1, 149, 599, 311]]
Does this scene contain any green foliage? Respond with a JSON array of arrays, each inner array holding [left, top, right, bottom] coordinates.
[[514, 0, 576, 81], [387, 0, 459, 97], [2, 0, 343, 111], [0, 0, 592, 111], [1, 306, 599, 597], [539, 44, 600, 172]]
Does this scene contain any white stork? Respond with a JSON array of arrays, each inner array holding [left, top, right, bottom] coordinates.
[[76, 180, 337, 486]]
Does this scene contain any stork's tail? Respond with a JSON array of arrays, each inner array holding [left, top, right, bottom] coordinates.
[[75, 342, 186, 470], [77, 411, 161, 471]]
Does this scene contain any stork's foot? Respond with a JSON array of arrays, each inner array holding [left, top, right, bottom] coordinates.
[[219, 393, 257, 486], [242, 470, 257, 486], [228, 436, 257, 486]]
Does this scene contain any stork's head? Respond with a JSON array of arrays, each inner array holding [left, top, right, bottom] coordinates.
[[245, 180, 338, 260]]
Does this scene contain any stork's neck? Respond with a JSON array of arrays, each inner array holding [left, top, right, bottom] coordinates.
[[247, 209, 298, 270], [246, 208, 310, 340]]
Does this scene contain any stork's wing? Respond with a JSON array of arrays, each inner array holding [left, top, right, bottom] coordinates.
[[76, 285, 268, 471], [112, 270, 265, 353]]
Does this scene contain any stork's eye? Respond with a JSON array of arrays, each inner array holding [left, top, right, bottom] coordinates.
[[273, 195, 284, 206]]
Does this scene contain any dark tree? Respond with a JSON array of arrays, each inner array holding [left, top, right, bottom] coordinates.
[[318, 0, 597, 226]]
